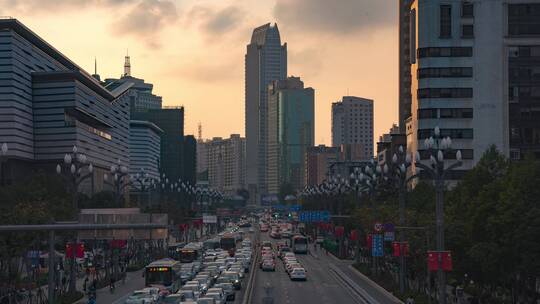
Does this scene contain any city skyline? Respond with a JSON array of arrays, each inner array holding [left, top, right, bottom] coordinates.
[[2, 0, 398, 146]]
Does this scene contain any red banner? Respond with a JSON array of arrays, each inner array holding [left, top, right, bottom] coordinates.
[[366, 233, 373, 247], [427, 251, 452, 271], [350, 229, 358, 241], [66, 243, 73, 258], [441, 251, 452, 271], [178, 223, 189, 231], [393, 242, 410, 257], [427, 251, 438, 271], [76, 243, 85, 258], [334, 226, 344, 238], [66, 243, 85, 258], [192, 219, 203, 227]]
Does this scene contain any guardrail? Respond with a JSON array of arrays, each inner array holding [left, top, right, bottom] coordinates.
[[242, 226, 260, 304]]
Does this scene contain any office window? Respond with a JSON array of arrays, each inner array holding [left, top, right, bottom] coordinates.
[[508, 4, 540, 36], [462, 2, 474, 18], [418, 47, 473, 58], [418, 88, 473, 99], [418, 128, 473, 139], [440, 108, 473, 118], [440, 5, 452, 38], [462, 24, 474, 38], [418, 67, 473, 78], [418, 109, 438, 119]]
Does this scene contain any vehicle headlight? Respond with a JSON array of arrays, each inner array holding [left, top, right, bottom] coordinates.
[[234, 279, 239, 283]]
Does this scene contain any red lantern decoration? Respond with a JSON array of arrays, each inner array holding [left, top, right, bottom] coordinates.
[[366, 233, 373, 247]]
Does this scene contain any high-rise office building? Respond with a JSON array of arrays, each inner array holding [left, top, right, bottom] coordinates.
[[267, 77, 314, 193], [399, 0, 414, 133], [129, 120, 162, 181], [206, 134, 246, 195], [305, 145, 339, 187], [406, 0, 540, 178], [132, 107, 189, 183], [332, 96, 374, 159], [103, 58, 162, 113], [245, 23, 287, 204], [0, 19, 130, 191]]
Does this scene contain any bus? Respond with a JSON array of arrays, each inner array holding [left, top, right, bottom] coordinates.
[[144, 258, 182, 292], [291, 235, 308, 254], [178, 248, 198, 263], [203, 238, 221, 250], [168, 242, 185, 260], [220, 234, 236, 256]]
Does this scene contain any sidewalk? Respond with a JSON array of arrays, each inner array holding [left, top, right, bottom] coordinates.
[[75, 270, 144, 304]]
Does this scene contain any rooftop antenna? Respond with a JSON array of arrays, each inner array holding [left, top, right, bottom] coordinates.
[[94, 57, 97, 75], [198, 122, 202, 141], [124, 49, 131, 77]]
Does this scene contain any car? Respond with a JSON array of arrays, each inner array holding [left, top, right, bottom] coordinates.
[[285, 263, 302, 274], [260, 225, 269, 232], [180, 285, 201, 299], [197, 297, 216, 304], [206, 288, 226, 304], [214, 283, 235, 301], [289, 268, 307, 281], [316, 236, 324, 244], [261, 259, 276, 271], [177, 290, 197, 302], [162, 294, 184, 304], [124, 293, 157, 304], [220, 271, 242, 290]]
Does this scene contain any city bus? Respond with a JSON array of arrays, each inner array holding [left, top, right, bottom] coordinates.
[[144, 258, 182, 292], [220, 234, 237, 256], [291, 235, 308, 254]]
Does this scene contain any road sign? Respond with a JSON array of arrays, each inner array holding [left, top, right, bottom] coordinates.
[[384, 231, 395, 241], [299, 210, 330, 223], [372, 234, 384, 257], [374, 222, 383, 232], [383, 223, 395, 232]]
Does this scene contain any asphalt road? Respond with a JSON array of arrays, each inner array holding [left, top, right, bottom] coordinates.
[[251, 233, 359, 304]]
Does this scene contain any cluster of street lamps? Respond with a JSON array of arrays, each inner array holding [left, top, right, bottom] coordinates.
[[300, 126, 462, 304]]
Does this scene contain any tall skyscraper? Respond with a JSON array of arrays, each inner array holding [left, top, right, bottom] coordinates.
[[406, 0, 540, 178], [399, 0, 414, 132], [267, 77, 314, 193], [332, 96, 374, 159], [245, 23, 287, 204]]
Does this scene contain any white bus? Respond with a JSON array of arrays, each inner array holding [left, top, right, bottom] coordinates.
[[291, 235, 308, 254]]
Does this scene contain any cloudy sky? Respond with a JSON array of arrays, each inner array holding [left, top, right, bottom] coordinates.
[[3, 0, 398, 146]]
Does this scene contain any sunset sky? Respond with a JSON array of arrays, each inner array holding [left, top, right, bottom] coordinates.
[[3, 0, 398, 146]]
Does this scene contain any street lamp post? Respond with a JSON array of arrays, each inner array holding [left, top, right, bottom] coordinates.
[[414, 126, 462, 304], [55, 145, 94, 294], [131, 169, 154, 207], [104, 159, 129, 206], [387, 145, 419, 294]]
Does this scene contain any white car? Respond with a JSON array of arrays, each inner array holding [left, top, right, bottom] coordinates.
[[204, 292, 225, 304], [289, 268, 307, 281]]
